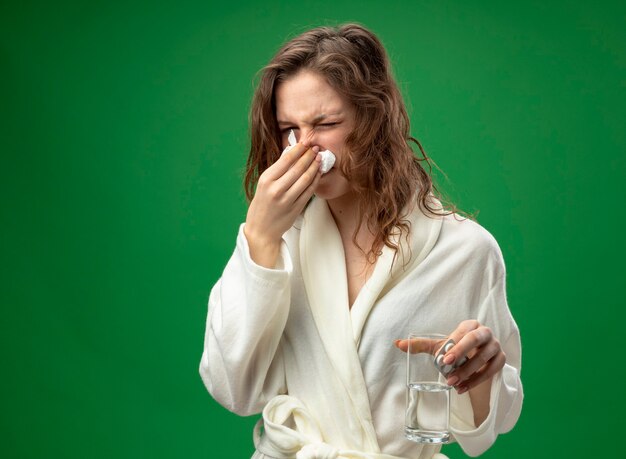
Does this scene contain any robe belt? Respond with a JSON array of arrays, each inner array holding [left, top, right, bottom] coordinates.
[[253, 395, 449, 459]]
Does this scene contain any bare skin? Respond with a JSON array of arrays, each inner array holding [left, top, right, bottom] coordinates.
[[244, 140, 322, 269], [326, 194, 377, 308]]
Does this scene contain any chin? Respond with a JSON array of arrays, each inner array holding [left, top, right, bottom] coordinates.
[[313, 173, 353, 202], [313, 188, 334, 200]]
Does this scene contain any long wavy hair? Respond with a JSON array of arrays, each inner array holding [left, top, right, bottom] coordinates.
[[245, 23, 454, 263]]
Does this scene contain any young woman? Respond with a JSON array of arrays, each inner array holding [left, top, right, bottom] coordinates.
[[200, 23, 522, 459]]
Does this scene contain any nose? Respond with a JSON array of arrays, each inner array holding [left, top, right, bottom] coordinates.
[[299, 128, 317, 146]]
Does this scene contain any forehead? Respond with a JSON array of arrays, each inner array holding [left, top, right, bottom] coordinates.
[[275, 70, 350, 121]]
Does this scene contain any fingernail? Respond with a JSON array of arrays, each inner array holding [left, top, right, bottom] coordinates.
[[312, 145, 320, 153], [447, 376, 459, 386], [443, 354, 455, 365], [457, 385, 467, 394], [394, 339, 401, 346]]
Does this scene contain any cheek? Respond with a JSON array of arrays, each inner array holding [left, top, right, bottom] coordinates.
[[318, 131, 348, 153]]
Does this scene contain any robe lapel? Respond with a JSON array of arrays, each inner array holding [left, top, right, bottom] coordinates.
[[299, 197, 444, 451], [300, 197, 380, 451], [351, 200, 443, 347]]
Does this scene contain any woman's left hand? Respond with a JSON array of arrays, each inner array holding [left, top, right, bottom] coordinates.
[[438, 320, 506, 394], [394, 320, 506, 394]]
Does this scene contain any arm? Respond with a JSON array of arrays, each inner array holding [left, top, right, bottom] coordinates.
[[200, 140, 322, 414], [447, 275, 523, 456], [395, 271, 522, 454], [198, 225, 292, 415]]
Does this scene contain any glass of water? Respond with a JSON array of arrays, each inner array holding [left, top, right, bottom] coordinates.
[[404, 333, 451, 444]]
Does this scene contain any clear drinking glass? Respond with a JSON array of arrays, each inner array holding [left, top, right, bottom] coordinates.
[[404, 333, 451, 444]]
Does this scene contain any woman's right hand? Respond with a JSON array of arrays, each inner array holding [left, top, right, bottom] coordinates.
[[244, 142, 322, 268]]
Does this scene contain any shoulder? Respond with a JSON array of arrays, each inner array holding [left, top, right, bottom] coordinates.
[[435, 213, 506, 277], [440, 214, 499, 249]]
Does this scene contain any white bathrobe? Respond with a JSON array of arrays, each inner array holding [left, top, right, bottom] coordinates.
[[199, 196, 523, 458]]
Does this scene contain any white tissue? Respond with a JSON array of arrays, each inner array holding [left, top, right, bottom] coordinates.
[[318, 150, 335, 174], [288, 129, 297, 146], [281, 129, 336, 175]]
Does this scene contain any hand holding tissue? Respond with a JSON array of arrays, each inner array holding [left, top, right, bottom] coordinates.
[[282, 129, 336, 174]]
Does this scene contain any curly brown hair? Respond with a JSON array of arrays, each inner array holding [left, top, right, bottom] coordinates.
[[245, 23, 453, 263]]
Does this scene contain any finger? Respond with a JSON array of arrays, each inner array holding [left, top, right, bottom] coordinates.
[[446, 338, 500, 386], [274, 146, 320, 193], [452, 326, 493, 362], [394, 338, 445, 355], [284, 152, 322, 202], [456, 352, 506, 393], [444, 322, 489, 365], [446, 320, 480, 347], [264, 143, 310, 181], [291, 167, 322, 213]]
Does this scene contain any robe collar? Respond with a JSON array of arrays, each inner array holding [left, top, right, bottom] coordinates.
[[299, 196, 443, 451]]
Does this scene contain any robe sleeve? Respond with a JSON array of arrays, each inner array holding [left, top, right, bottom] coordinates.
[[449, 270, 524, 457], [199, 223, 291, 416]]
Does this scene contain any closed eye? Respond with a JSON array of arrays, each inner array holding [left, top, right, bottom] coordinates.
[[280, 122, 339, 133]]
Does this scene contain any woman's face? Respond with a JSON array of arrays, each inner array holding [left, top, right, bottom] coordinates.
[[275, 70, 356, 203]]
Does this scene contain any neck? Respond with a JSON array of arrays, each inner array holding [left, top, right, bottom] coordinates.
[[326, 192, 376, 249], [326, 192, 359, 234]]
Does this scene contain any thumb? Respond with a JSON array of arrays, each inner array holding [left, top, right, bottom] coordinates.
[[394, 337, 442, 355]]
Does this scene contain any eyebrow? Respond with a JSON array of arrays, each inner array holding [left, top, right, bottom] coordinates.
[[277, 113, 340, 126]]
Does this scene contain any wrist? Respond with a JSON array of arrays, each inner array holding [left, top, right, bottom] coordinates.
[[243, 225, 282, 268]]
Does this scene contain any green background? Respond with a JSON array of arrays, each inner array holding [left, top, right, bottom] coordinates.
[[2, 0, 624, 457]]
